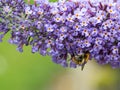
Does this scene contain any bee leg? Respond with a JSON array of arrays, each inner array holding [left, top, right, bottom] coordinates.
[[81, 61, 87, 71], [81, 64, 85, 71]]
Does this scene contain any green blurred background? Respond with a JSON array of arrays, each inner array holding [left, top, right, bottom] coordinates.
[[0, 0, 120, 90]]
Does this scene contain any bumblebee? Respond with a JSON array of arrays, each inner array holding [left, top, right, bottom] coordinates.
[[71, 52, 90, 70]]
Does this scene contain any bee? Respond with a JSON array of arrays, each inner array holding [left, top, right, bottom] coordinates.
[[71, 52, 90, 70]]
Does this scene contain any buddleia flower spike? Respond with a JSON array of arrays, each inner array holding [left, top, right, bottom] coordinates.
[[0, 0, 120, 70]]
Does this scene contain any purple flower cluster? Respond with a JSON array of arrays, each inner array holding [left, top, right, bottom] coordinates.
[[0, 0, 120, 68]]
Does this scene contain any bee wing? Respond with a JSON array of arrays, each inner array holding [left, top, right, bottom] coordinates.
[[84, 53, 90, 62]]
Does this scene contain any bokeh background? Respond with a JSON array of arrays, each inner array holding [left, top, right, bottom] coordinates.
[[0, 0, 120, 90]]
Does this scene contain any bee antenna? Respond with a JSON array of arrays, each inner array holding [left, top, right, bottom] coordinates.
[[84, 50, 89, 53]]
